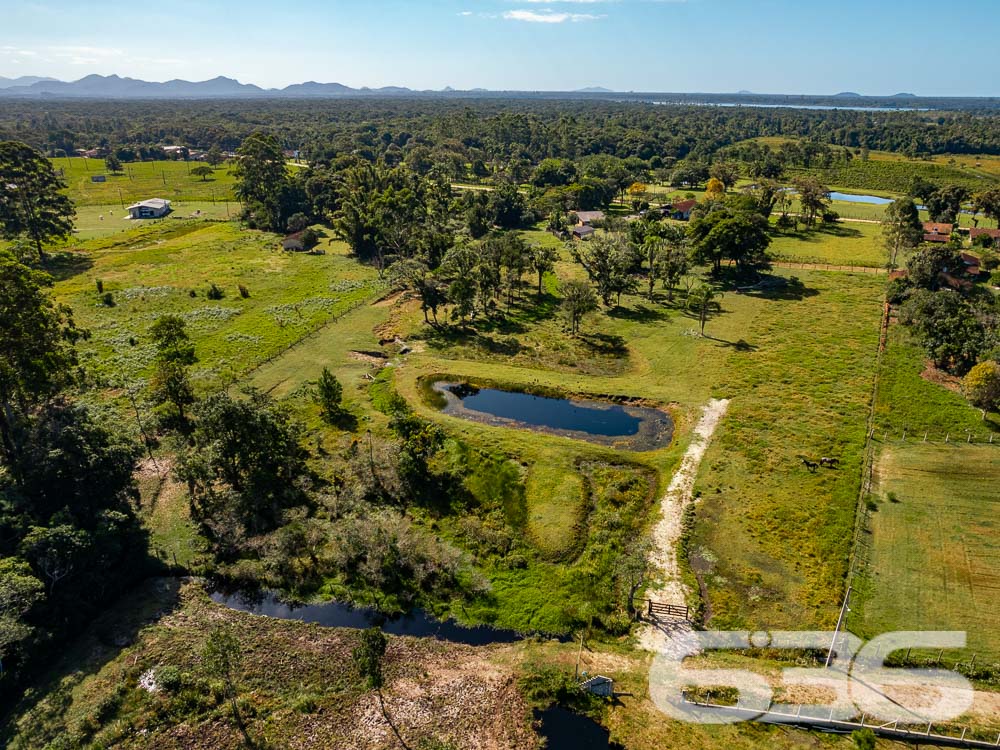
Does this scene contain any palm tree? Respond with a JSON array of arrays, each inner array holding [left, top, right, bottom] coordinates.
[[686, 283, 723, 337]]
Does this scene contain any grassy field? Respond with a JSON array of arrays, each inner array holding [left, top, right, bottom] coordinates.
[[69, 202, 237, 240], [46, 209, 889, 638], [53, 157, 237, 206], [873, 324, 999, 439], [854, 443, 1000, 661], [689, 272, 883, 630], [51, 221, 383, 397], [768, 222, 886, 267], [226, 225, 887, 632]]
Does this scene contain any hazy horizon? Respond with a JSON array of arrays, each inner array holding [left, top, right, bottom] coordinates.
[[2, 0, 999, 97]]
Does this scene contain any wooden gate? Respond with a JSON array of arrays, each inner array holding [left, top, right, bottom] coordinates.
[[647, 600, 689, 620]]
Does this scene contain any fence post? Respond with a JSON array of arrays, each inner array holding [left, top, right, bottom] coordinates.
[[924, 431, 928, 443], [901, 429, 906, 442], [946, 433, 950, 443]]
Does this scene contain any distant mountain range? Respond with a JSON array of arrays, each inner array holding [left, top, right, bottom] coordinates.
[[0, 74, 453, 99], [0, 75, 995, 109], [0, 75, 58, 89]]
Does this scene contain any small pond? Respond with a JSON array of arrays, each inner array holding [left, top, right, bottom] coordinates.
[[433, 382, 673, 451], [210, 589, 541, 646], [536, 707, 621, 750], [828, 191, 895, 205]]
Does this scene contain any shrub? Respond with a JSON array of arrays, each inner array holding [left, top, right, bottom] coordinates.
[[775, 214, 796, 231], [206, 283, 225, 300], [238, 284, 250, 299], [991, 270, 1000, 287], [852, 727, 877, 750], [290, 692, 321, 714], [95, 279, 104, 294], [300, 227, 320, 250], [189, 289, 198, 298], [865, 497, 879, 512], [156, 666, 184, 693], [286, 212, 310, 233], [101, 292, 115, 307], [885, 277, 912, 304]]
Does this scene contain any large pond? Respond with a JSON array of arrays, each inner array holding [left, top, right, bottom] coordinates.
[[210, 589, 546, 646], [433, 382, 673, 451], [828, 191, 895, 205]]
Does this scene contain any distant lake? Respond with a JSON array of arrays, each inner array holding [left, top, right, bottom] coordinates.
[[828, 191, 895, 205], [645, 101, 926, 113]]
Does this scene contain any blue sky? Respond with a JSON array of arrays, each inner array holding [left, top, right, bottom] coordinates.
[[1, 0, 998, 95]]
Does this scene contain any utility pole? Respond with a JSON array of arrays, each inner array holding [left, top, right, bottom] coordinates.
[[826, 586, 852, 668]]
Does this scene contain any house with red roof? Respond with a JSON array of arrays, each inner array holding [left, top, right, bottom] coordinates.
[[923, 222, 953, 243]]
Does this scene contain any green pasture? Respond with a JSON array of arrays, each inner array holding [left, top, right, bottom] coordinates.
[[768, 221, 886, 267], [69, 202, 236, 241], [853, 443, 1000, 661], [52, 156, 237, 206], [51, 221, 382, 396], [49, 215, 892, 634]]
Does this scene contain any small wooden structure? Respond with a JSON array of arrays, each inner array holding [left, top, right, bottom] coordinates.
[[647, 600, 689, 620], [580, 675, 614, 697]]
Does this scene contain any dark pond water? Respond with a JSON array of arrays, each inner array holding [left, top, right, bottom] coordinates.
[[210, 589, 552, 646], [434, 382, 673, 451], [536, 707, 620, 750], [460, 387, 641, 436]]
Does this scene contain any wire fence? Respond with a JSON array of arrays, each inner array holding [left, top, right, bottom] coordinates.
[[869, 427, 1000, 446]]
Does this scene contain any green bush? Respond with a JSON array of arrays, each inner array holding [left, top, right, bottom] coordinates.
[[156, 666, 184, 693], [206, 283, 225, 300]]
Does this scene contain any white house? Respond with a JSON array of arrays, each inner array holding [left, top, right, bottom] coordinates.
[[127, 198, 172, 219]]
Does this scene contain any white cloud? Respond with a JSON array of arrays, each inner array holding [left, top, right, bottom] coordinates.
[[503, 9, 602, 22], [458, 10, 474, 15]]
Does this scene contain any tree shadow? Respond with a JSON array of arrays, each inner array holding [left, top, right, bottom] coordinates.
[[0, 577, 184, 747], [422, 326, 525, 358], [577, 331, 628, 356], [37, 251, 94, 282], [778, 223, 863, 243], [606, 303, 669, 323], [734, 275, 819, 300], [706, 336, 758, 351]]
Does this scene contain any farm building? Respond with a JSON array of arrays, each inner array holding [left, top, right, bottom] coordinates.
[[126, 198, 171, 219], [572, 225, 596, 240], [668, 199, 697, 221], [960, 252, 982, 277], [923, 222, 953, 243], [970, 228, 1000, 247], [575, 210, 605, 226]]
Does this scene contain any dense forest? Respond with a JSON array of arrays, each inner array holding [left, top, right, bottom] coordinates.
[[4, 98, 1000, 165]]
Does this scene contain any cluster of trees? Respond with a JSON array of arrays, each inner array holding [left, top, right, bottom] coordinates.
[[0, 140, 75, 262], [908, 177, 1000, 227], [890, 244, 999, 379], [0, 251, 149, 700]]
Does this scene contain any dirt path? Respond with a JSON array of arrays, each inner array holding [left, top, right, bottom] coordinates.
[[638, 398, 729, 657]]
